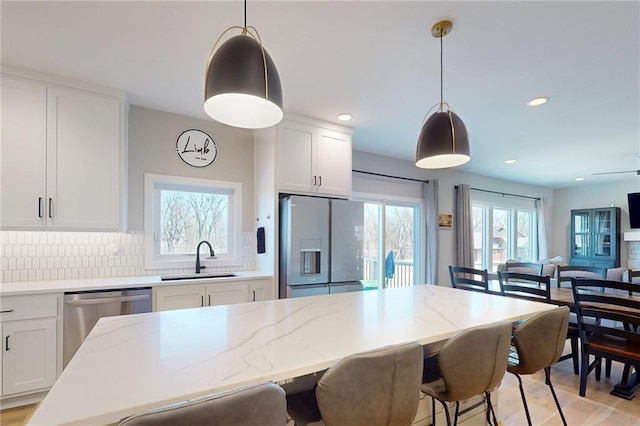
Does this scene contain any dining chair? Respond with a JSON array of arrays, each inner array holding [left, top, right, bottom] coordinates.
[[504, 262, 543, 276], [286, 341, 423, 426], [498, 271, 579, 374], [627, 269, 640, 295], [556, 265, 606, 288], [421, 321, 512, 426], [507, 306, 570, 426], [570, 278, 640, 397], [118, 382, 287, 426], [448, 266, 489, 293]]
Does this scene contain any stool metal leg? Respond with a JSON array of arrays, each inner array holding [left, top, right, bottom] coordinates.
[[513, 373, 532, 425], [544, 367, 568, 426], [486, 391, 499, 426]]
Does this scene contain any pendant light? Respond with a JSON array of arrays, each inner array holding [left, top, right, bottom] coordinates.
[[415, 20, 470, 169], [204, 0, 283, 129]]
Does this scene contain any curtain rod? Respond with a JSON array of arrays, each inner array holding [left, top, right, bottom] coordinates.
[[352, 169, 429, 183], [456, 186, 540, 201]]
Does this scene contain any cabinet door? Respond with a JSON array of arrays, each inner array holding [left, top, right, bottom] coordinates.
[[2, 318, 57, 395], [315, 128, 352, 197], [47, 86, 122, 230], [277, 122, 315, 193], [571, 210, 591, 259], [206, 283, 249, 306], [0, 76, 47, 228], [154, 285, 206, 312], [249, 279, 274, 302]]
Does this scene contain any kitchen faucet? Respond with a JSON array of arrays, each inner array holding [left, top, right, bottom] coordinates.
[[195, 240, 215, 273]]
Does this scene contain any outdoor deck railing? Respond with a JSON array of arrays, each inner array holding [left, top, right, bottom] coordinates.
[[363, 258, 414, 288]]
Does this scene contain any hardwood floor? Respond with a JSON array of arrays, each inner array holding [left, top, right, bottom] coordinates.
[[2, 357, 638, 426]]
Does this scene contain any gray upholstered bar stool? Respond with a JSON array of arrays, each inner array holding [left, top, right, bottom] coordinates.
[[508, 306, 570, 426], [421, 321, 512, 426], [118, 382, 287, 426], [286, 341, 424, 426]]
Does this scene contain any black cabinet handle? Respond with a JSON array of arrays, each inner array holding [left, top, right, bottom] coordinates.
[[252, 290, 256, 302], [0, 309, 14, 314], [48, 198, 53, 218], [312, 175, 317, 186], [5, 336, 9, 351], [38, 197, 43, 218], [208, 295, 211, 306], [318, 176, 322, 187], [200, 295, 204, 307]]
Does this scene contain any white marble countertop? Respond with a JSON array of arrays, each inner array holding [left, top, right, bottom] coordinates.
[[28, 284, 555, 426], [0, 271, 272, 296]]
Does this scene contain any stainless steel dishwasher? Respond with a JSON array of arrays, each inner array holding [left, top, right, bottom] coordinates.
[[63, 288, 152, 367]]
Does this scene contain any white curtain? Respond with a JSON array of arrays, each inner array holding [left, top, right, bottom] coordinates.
[[454, 184, 474, 268], [423, 180, 438, 284], [536, 197, 550, 260]]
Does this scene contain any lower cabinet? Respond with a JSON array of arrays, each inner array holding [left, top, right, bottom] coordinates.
[[2, 319, 57, 395], [154, 279, 273, 312], [0, 294, 60, 398]]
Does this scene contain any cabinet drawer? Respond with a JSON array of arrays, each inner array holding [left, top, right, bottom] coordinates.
[[0, 294, 59, 321]]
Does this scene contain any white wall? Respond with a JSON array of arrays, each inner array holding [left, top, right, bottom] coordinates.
[[551, 179, 639, 267], [353, 150, 554, 284], [127, 106, 255, 231]]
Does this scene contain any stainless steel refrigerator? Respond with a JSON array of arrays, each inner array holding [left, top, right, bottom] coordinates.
[[280, 195, 364, 298]]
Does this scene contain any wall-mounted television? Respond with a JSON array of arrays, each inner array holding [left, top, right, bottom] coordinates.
[[628, 192, 640, 228]]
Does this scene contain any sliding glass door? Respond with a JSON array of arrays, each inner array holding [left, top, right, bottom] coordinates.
[[362, 201, 419, 289]]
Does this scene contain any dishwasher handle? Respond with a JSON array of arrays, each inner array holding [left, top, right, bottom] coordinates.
[[66, 294, 150, 306]]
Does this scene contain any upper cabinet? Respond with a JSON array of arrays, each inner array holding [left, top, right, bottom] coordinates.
[[1, 73, 125, 231], [569, 207, 621, 268], [276, 119, 352, 197]]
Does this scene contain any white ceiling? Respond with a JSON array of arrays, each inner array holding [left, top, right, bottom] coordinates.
[[2, 1, 639, 189]]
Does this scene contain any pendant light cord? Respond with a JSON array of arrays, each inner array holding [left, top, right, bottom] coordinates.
[[244, 0, 247, 28], [440, 27, 444, 108]]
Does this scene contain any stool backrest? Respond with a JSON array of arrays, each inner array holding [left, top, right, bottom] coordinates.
[[437, 321, 512, 402], [316, 341, 423, 426], [118, 382, 286, 426], [511, 307, 570, 374]]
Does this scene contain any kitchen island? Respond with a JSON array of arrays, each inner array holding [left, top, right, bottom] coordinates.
[[28, 284, 555, 425]]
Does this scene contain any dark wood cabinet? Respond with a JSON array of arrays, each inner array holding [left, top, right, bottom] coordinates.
[[570, 207, 621, 268]]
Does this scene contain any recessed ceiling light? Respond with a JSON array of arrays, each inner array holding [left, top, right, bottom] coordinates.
[[505, 159, 517, 164], [337, 113, 352, 121], [527, 97, 549, 107], [575, 177, 585, 182]]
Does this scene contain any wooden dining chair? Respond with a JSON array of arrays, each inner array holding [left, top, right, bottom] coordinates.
[[556, 265, 606, 288], [498, 271, 579, 375], [570, 278, 640, 397], [448, 266, 489, 293], [504, 262, 543, 276], [627, 269, 640, 295], [118, 382, 287, 426], [508, 306, 570, 426]]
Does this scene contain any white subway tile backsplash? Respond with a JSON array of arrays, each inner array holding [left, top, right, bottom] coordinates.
[[0, 230, 256, 283]]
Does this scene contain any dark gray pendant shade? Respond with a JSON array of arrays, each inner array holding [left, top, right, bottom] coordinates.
[[204, 34, 283, 129], [415, 110, 470, 169]]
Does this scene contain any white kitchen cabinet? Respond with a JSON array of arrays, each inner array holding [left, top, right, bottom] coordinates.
[[276, 119, 352, 197], [1, 73, 125, 230], [0, 294, 60, 397], [154, 279, 274, 312]]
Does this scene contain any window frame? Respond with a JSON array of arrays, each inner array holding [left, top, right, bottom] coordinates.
[[472, 196, 538, 272], [144, 173, 243, 270]]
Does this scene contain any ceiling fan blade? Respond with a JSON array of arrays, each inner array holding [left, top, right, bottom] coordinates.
[[592, 170, 640, 175]]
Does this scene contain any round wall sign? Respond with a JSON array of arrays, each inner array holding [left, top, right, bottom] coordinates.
[[175, 129, 217, 168]]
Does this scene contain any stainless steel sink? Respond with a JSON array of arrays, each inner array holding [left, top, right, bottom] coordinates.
[[160, 273, 237, 281]]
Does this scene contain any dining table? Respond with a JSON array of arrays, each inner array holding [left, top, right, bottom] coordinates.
[[27, 284, 555, 426], [489, 277, 640, 400]]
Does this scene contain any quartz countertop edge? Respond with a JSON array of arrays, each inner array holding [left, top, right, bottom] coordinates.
[[0, 271, 273, 296]]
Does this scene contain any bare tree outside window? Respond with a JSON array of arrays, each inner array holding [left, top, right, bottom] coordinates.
[[160, 190, 229, 255]]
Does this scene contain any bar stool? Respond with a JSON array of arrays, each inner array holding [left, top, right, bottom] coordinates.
[[286, 341, 424, 426], [118, 382, 287, 426], [507, 306, 570, 426], [421, 321, 512, 426]]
